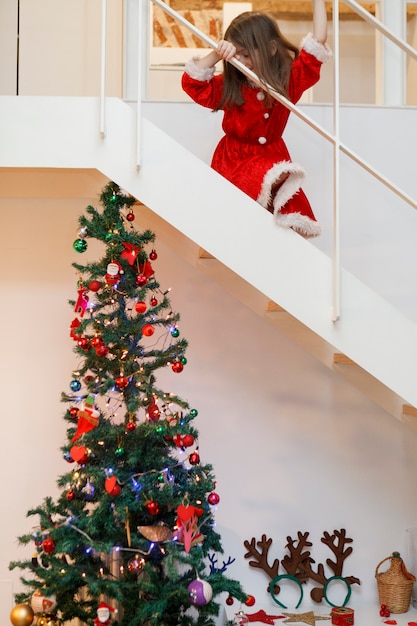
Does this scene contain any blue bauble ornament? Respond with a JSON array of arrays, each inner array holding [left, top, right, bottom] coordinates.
[[70, 379, 81, 392]]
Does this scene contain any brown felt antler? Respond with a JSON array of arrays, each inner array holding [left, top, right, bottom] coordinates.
[[243, 534, 280, 580], [244, 529, 361, 604], [321, 529, 361, 588]]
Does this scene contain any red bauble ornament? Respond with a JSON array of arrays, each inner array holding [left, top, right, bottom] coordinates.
[[77, 337, 90, 351], [245, 595, 256, 607], [208, 491, 220, 505], [142, 323, 154, 337], [136, 273, 148, 287], [88, 280, 102, 292], [135, 301, 147, 314], [115, 376, 129, 389], [189, 451, 200, 465], [90, 336, 103, 348], [42, 537, 56, 554], [95, 344, 109, 357], [126, 212, 135, 222], [66, 490, 75, 501], [69, 406, 79, 418], [149, 249, 158, 260], [126, 422, 136, 432], [150, 297, 158, 307], [172, 361, 184, 373], [226, 595, 234, 606], [146, 500, 159, 515]]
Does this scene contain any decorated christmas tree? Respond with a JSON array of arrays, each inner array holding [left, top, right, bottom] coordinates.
[[9, 182, 246, 626]]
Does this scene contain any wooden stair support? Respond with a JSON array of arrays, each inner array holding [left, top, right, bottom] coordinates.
[[333, 353, 357, 365]]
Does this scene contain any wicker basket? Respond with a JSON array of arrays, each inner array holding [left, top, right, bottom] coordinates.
[[375, 551, 416, 613]]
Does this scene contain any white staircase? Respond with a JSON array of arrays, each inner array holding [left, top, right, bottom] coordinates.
[[1, 95, 416, 422]]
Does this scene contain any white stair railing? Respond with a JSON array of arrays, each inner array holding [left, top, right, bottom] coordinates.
[[99, 0, 417, 322]]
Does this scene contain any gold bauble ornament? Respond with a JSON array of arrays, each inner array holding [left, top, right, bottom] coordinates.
[[36, 614, 58, 626], [10, 603, 35, 626]]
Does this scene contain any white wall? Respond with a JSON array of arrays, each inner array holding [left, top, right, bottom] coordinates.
[[2, 180, 417, 625], [0, 0, 123, 96]]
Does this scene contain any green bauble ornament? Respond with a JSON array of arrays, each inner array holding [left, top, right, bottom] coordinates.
[[190, 408, 198, 417], [73, 238, 88, 253]]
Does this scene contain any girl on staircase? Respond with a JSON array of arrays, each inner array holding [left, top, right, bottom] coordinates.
[[181, 0, 331, 238]]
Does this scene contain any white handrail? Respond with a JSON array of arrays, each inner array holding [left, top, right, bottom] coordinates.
[[137, 0, 144, 169], [343, 0, 417, 60], [147, 0, 417, 322], [100, 0, 107, 137], [332, 0, 341, 322]]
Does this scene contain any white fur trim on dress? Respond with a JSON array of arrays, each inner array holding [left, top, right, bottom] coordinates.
[[257, 161, 306, 212], [275, 212, 322, 238], [300, 33, 332, 64], [184, 58, 216, 82], [257, 161, 321, 238]]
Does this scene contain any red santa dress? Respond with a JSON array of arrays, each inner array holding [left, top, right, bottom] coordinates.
[[181, 34, 332, 238]]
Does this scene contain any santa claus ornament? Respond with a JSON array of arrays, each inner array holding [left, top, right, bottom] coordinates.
[[94, 602, 116, 626]]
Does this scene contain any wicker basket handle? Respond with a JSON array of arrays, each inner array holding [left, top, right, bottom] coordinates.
[[375, 556, 393, 577]]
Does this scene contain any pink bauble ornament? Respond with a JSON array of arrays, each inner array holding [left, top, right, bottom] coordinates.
[[188, 578, 213, 607]]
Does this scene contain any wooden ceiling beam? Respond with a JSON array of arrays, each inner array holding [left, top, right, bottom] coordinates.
[[169, 1, 417, 21]]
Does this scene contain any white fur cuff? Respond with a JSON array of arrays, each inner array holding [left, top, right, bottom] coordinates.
[[300, 33, 332, 63], [184, 58, 216, 82]]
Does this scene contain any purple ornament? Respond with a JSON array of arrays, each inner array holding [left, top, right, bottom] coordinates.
[[187, 578, 213, 606]]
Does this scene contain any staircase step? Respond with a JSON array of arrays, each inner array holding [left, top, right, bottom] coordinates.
[[333, 353, 357, 365], [198, 248, 215, 259]]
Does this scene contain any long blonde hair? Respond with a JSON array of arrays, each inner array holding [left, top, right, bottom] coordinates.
[[215, 11, 299, 110]]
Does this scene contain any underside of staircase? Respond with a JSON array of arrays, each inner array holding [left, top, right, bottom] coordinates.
[[1, 95, 417, 428]]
